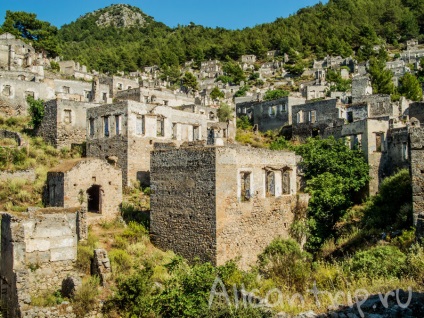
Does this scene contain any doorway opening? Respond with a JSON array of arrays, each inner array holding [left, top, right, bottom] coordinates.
[[87, 185, 101, 213]]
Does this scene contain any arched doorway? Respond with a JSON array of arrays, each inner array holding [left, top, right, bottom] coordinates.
[[87, 185, 102, 213]]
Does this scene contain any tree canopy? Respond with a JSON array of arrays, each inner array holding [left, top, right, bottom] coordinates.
[[2, 11, 60, 57]]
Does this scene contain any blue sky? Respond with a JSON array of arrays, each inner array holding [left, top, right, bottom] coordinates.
[[0, 1, 326, 30]]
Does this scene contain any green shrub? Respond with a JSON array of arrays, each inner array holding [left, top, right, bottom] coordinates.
[[346, 245, 406, 280], [76, 233, 97, 274], [406, 243, 424, 284], [392, 228, 416, 251], [109, 249, 132, 273], [104, 264, 155, 317], [72, 276, 100, 316], [258, 238, 312, 291]]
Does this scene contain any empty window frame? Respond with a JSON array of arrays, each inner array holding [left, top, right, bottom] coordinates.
[[157, 117, 164, 137], [2, 85, 11, 96], [193, 125, 200, 140], [310, 110, 317, 123], [136, 116, 145, 135], [89, 118, 95, 137], [64, 109, 72, 124], [62, 86, 70, 94], [115, 115, 122, 135], [265, 170, 276, 197], [103, 116, 110, 137], [240, 172, 251, 202], [403, 142, 408, 160], [282, 169, 291, 195], [297, 110, 304, 123], [172, 123, 177, 140], [375, 133, 384, 152]]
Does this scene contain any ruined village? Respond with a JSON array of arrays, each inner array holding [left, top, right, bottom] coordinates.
[[0, 2, 424, 318]]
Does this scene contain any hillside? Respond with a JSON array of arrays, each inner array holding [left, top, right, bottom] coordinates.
[[55, 0, 424, 73]]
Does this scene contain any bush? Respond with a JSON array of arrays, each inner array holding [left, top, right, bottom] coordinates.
[[346, 245, 406, 280], [363, 169, 412, 230], [76, 233, 97, 274], [72, 276, 100, 316], [27, 96, 45, 129], [258, 238, 312, 291], [109, 249, 133, 273], [406, 243, 424, 284]]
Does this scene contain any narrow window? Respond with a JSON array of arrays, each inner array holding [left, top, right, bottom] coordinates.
[[375, 133, 382, 152], [84, 90, 91, 100], [104, 116, 109, 137], [223, 128, 228, 138], [172, 123, 177, 140], [193, 125, 200, 140], [297, 111, 304, 123], [240, 172, 251, 202], [89, 118, 95, 137], [103, 92, 107, 102], [115, 115, 121, 135], [403, 142, 408, 160], [265, 171, 275, 197], [164, 100, 169, 106], [25, 91, 34, 98], [62, 86, 70, 94], [347, 111, 353, 123], [136, 116, 144, 135], [117, 83, 123, 90], [64, 109, 72, 124], [2, 85, 11, 96], [310, 110, 316, 123], [282, 170, 291, 195], [157, 117, 164, 137]]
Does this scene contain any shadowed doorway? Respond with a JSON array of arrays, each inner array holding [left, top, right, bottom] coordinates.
[[87, 185, 101, 213]]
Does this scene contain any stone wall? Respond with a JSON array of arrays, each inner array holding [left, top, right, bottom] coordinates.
[[409, 102, 424, 123], [292, 99, 343, 141], [236, 97, 306, 132], [47, 158, 122, 220], [150, 145, 305, 269], [116, 86, 194, 107], [409, 126, 424, 238], [87, 100, 216, 186], [0, 209, 79, 318], [353, 94, 392, 118], [150, 146, 217, 264], [40, 99, 100, 149], [0, 129, 25, 146], [387, 127, 410, 175]]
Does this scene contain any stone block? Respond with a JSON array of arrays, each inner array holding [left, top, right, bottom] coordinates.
[[50, 247, 77, 262]]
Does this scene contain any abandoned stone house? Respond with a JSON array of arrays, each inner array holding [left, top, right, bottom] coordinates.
[[86, 100, 231, 187], [58, 60, 93, 81], [0, 33, 43, 74], [200, 59, 223, 79], [150, 144, 309, 269], [236, 96, 306, 132], [115, 85, 195, 107], [241, 54, 257, 65], [99, 75, 139, 97], [46, 158, 122, 220], [0, 208, 82, 318]]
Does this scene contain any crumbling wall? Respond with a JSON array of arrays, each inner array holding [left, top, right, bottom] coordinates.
[[410, 127, 424, 238], [150, 146, 217, 264], [0, 209, 79, 318], [215, 146, 300, 269]]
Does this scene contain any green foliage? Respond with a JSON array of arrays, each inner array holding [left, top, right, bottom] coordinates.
[[406, 243, 424, 283], [236, 115, 253, 130], [269, 136, 292, 150], [106, 264, 155, 317], [326, 69, 352, 92], [217, 103, 233, 122], [295, 137, 369, 250], [181, 71, 199, 91], [210, 86, 225, 100], [346, 245, 406, 280], [76, 233, 98, 274], [222, 60, 246, 85], [2, 11, 60, 57], [368, 57, 396, 95], [109, 249, 133, 273], [72, 276, 100, 317], [258, 238, 312, 291], [398, 72, 423, 101], [234, 85, 249, 97], [363, 169, 412, 230], [27, 96, 45, 129], [263, 89, 289, 101], [50, 60, 60, 72]]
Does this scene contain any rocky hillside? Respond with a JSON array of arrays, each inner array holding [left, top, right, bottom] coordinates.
[[86, 4, 149, 28]]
